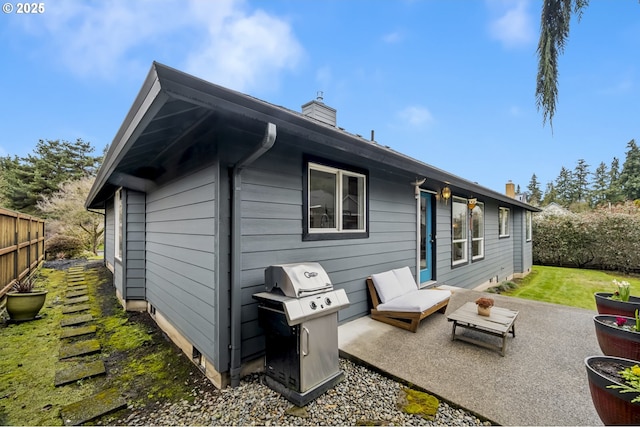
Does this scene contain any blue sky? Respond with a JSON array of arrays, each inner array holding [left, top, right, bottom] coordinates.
[[1, 0, 639, 195]]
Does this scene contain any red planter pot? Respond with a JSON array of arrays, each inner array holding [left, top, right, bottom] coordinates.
[[595, 292, 640, 318], [586, 355, 640, 425], [594, 315, 640, 360]]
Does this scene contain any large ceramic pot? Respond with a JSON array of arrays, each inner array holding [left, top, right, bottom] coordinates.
[[586, 355, 640, 425], [595, 292, 640, 318], [6, 290, 48, 321], [594, 315, 640, 360]]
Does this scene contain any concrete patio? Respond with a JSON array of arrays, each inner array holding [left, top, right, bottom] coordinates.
[[338, 288, 604, 426]]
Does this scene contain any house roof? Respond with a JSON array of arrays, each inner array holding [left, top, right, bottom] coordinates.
[[86, 61, 540, 212]]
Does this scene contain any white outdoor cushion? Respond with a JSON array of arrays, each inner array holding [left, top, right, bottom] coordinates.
[[376, 289, 451, 313], [371, 270, 404, 304], [392, 267, 418, 294]]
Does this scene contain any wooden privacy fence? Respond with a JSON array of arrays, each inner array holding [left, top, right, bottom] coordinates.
[[0, 208, 45, 298]]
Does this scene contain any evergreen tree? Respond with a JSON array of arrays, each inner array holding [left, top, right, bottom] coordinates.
[[527, 174, 543, 206], [573, 159, 591, 203], [541, 182, 557, 206], [591, 162, 608, 207], [608, 157, 624, 203], [536, 0, 589, 129], [555, 167, 574, 206], [619, 139, 640, 200], [0, 139, 102, 214]]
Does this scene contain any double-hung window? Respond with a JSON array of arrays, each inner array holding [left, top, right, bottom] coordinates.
[[452, 197, 468, 265], [471, 202, 484, 260], [306, 162, 367, 239], [526, 211, 532, 241], [499, 207, 510, 238]]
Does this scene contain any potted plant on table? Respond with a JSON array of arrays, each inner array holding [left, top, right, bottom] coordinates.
[[595, 279, 640, 318], [585, 355, 640, 425], [475, 297, 494, 317], [5, 272, 48, 322], [594, 309, 640, 360]]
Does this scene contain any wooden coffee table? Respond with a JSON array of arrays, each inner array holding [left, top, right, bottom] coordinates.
[[447, 302, 519, 356]]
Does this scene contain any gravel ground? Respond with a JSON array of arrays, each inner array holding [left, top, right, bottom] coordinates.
[[105, 358, 490, 426]]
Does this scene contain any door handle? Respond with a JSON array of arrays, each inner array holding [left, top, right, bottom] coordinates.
[[302, 327, 310, 356]]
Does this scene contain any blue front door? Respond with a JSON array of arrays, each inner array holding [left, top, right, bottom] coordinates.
[[419, 192, 434, 283]]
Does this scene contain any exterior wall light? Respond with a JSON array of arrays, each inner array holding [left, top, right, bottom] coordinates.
[[441, 186, 451, 203], [468, 198, 477, 210]]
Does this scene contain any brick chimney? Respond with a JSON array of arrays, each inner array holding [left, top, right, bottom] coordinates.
[[506, 180, 515, 198], [301, 91, 336, 127]]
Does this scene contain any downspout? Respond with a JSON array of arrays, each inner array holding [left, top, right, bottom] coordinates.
[[230, 122, 277, 387]]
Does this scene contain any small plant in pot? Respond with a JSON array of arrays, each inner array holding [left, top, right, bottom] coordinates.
[[475, 297, 494, 317], [586, 355, 640, 425], [594, 310, 640, 360], [5, 272, 48, 322], [595, 279, 640, 318]]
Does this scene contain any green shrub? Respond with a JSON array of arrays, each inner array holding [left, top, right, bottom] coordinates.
[[533, 203, 640, 273], [45, 234, 84, 259]]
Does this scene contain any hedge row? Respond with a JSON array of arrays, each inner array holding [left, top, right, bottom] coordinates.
[[533, 204, 640, 273]]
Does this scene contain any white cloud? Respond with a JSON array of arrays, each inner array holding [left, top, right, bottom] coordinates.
[[0, 145, 6, 156], [382, 31, 404, 44], [184, 2, 304, 92], [487, 0, 535, 48], [13, 0, 304, 92], [397, 106, 434, 127]]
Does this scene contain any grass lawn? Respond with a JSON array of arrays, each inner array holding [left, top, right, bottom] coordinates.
[[502, 265, 640, 311]]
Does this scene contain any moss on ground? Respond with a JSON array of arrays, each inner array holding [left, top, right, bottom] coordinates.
[[399, 388, 439, 420], [1, 261, 213, 426]]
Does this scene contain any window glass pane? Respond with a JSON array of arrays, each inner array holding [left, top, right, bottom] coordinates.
[[472, 205, 483, 238], [452, 200, 467, 239], [499, 207, 509, 236], [472, 240, 482, 257], [342, 174, 365, 230], [526, 211, 532, 241], [309, 168, 336, 229], [453, 242, 466, 262]]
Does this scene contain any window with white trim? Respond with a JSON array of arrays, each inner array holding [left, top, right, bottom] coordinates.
[[471, 202, 484, 260], [115, 189, 123, 260], [452, 197, 468, 265], [307, 162, 366, 234], [526, 210, 532, 241], [499, 207, 510, 238]]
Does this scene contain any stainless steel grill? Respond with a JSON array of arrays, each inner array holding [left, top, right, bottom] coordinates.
[[253, 262, 350, 406]]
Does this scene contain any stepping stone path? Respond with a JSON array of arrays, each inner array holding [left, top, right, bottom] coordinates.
[[54, 265, 127, 425], [60, 388, 126, 426]]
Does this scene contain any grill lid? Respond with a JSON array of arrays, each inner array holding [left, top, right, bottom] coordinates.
[[265, 262, 332, 297]]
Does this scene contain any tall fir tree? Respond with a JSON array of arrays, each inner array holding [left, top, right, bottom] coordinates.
[[591, 162, 609, 207], [0, 139, 102, 215], [573, 159, 591, 203], [555, 167, 574, 206], [527, 174, 543, 206], [619, 139, 640, 200], [608, 157, 624, 203], [541, 182, 557, 206]]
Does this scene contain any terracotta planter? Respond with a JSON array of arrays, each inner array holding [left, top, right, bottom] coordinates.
[[6, 290, 48, 321], [594, 315, 640, 360], [595, 292, 640, 318], [477, 305, 491, 317], [585, 355, 640, 425]]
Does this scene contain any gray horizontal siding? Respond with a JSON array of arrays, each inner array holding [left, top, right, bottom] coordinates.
[[435, 198, 517, 288], [235, 147, 418, 360], [145, 165, 218, 368], [126, 190, 145, 300]]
